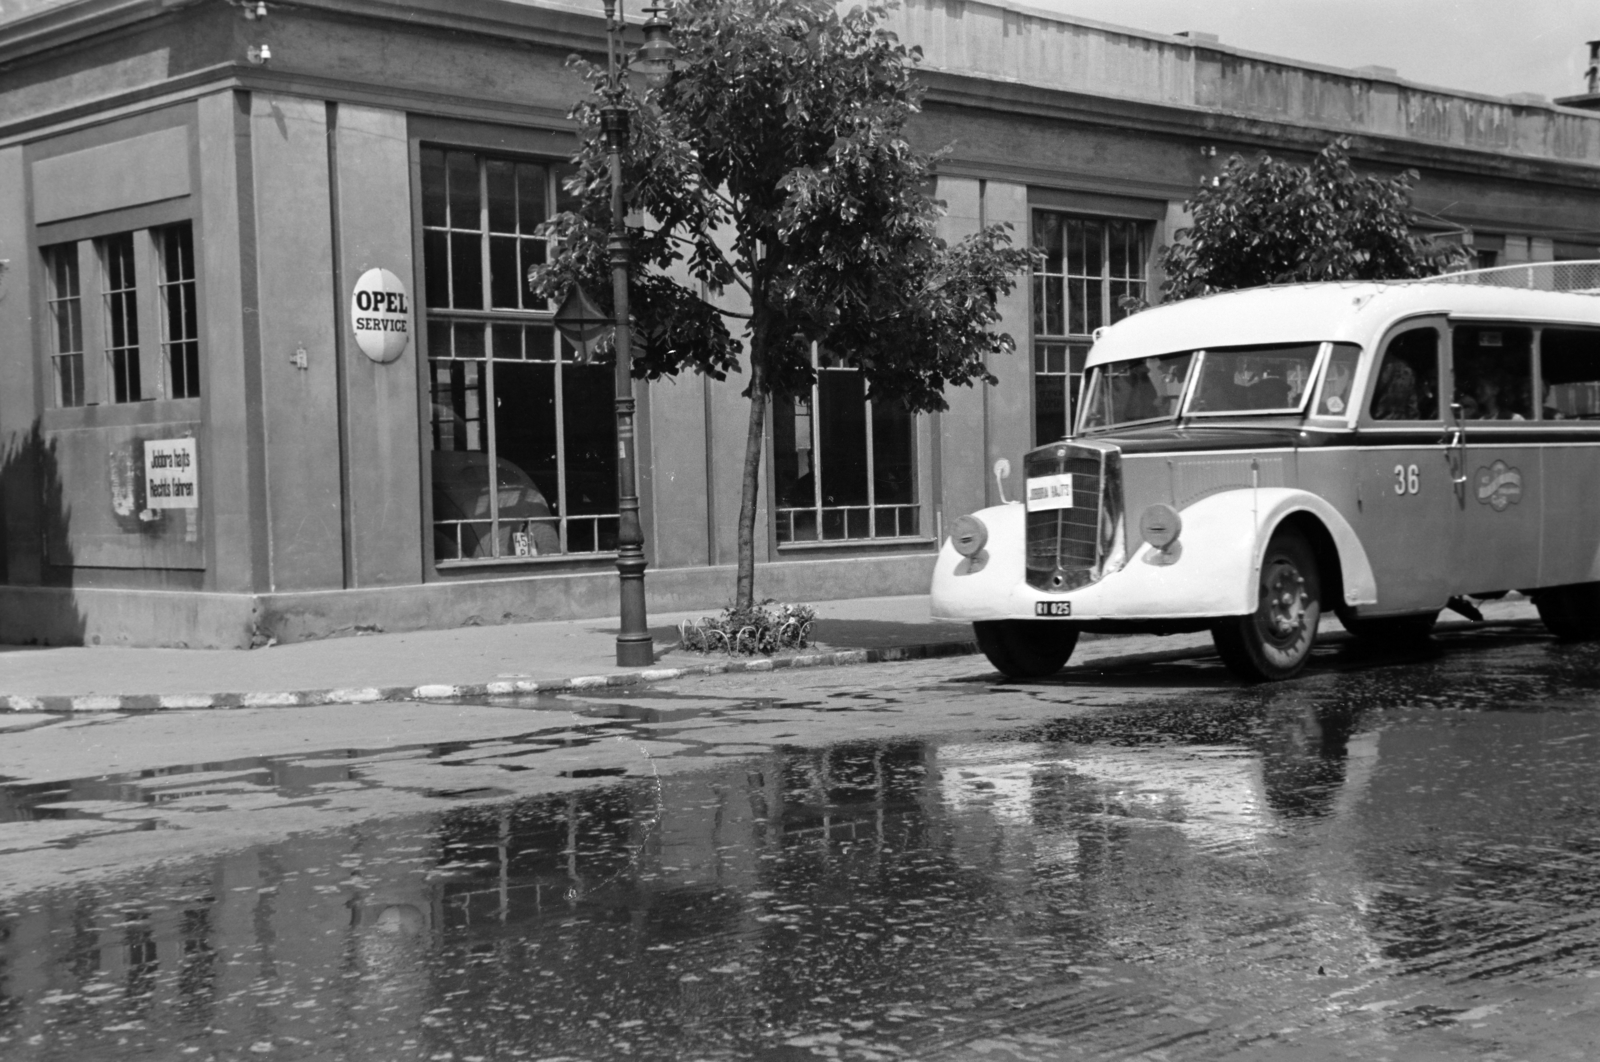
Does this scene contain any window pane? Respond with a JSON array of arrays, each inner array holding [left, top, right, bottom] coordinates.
[[101, 233, 140, 403], [1035, 370, 1067, 444], [491, 358, 563, 557], [1313, 343, 1362, 417], [1453, 325, 1534, 421], [1190, 344, 1320, 415], [773, 394, 814, 509], [449, 233, 484, 309], [489, 234, 519, 308], [517, 163, 549, 235], [160, 223, 200, 399], [1540, 329, 1600, 419], [446, 151, 479, 230], [1034, 212, 1062, 274], [423, 230, 450, 308], [44, 243, 84, 408], [486, 159, 517, 234], [421, 148, 448, 228], [818, 368, 868, 507], [520, 238, 547, 310], [871, 399, 915, 507], [1370, 329, 1440, 421], [561, 360, 619, 518]]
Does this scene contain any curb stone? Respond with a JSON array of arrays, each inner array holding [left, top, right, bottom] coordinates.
[[0, 639, 981, 715], [0, 616, 1548, 716]]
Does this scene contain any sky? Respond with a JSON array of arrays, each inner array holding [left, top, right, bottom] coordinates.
[[1020, 0, 1599, 102], [0, 0, 1594, 103]]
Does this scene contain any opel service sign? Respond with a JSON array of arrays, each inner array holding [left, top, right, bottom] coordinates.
[[350, 267, 412, 364]]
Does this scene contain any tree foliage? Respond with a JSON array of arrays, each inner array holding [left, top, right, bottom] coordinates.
[[531, 0, 1031, 607], [1160, 138, 1468, 301]]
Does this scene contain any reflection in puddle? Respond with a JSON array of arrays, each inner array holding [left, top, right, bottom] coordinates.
[[2, 643, 1600, 1059]]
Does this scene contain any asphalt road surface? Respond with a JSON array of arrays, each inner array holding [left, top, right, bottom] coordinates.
[[3, 626, 1600, 1061]]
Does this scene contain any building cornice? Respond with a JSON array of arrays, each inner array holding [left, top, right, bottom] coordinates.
[[920, 72, 1600, 194]]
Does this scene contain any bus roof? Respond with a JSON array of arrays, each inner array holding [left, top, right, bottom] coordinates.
[[1084, 281, 1600, 368]]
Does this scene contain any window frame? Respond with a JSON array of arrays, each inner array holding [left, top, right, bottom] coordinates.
[[37, 215, 201, 411], [1030, 210, 1151, 445], [418, 144, 616, 567], [771, 347, 924, 547]]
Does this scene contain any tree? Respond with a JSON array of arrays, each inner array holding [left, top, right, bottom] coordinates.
[[1159, 137, 1468, 302], [530, 0, 1030, 609]]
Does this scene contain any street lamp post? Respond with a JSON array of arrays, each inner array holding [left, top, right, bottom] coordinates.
[[597, 0, 673, 667]]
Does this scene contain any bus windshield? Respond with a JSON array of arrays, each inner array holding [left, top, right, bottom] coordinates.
[[1078, 351, 1196, 431], [1079, 343, 1323, 432]]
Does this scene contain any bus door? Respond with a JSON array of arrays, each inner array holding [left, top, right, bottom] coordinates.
[[1448, 322, 1541, 594], [1352, 319, 1457, 612], [1534, 327, 1600, 588]]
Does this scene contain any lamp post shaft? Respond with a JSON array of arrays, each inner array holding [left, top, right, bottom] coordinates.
[[601, 74, 653, 668]]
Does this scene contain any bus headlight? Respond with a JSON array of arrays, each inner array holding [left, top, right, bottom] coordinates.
[[1139, 503, 1182, 552], [950, 514, 988, 557]]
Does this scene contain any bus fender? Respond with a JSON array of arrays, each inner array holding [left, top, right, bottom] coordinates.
[[1249, 488, 1378, 609]]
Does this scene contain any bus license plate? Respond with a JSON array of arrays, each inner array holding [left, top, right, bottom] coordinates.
[[1034, 601, 1072, 617]]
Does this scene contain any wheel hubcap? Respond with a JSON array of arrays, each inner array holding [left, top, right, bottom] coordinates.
[[1262, 560, 1309, 640]]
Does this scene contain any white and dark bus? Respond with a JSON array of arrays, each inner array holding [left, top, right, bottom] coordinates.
[[933, 263, 1600, 681]]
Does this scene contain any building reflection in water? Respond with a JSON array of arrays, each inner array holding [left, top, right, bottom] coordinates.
[[3, 690, 1600, 1058]]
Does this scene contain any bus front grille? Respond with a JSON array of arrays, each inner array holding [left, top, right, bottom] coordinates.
[[1024, 443, 1123, 593]]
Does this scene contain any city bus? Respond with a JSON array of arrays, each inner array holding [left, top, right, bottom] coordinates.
[[931, 263, 1600, 681]]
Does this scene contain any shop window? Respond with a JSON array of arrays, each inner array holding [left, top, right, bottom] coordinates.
[[421, 147, 612, 562], [1541, 328, 1600, 419], [40, 221, 198, 408], [773, 351, 918, 544], [1031, 212, 1148, 442]]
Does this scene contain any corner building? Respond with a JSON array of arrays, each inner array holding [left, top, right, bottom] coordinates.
[[1, 0, 1597, 647]]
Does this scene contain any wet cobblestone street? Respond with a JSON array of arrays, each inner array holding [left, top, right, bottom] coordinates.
[[4, 633, 1600, 1060]]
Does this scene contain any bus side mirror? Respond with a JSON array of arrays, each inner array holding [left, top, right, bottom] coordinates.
[[993, 458, 1012, 504]]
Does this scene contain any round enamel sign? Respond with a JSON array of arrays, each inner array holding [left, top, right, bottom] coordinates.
[[350, 268, 412, 364]]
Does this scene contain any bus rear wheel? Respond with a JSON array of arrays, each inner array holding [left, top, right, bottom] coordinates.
[[1535, 583, 1600, 640], [973, 620, 1079, 680], [1212, 528, 1322, 682]]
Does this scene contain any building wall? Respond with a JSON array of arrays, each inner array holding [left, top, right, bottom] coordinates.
[[0, 0, 1598, 646]]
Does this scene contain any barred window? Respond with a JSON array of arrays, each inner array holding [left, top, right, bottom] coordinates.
[[159, 222, 200, 399], [421, 147, 612, 563], [773, 351, 918, 544], [1032, 212, 1148, 442], [101, 232, 141, 404], [43, 243, 84, 408]]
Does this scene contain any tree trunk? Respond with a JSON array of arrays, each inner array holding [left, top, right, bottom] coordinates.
[[734, 349, 767, 610]]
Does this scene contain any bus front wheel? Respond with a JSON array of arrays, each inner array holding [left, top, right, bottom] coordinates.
[[1212, 528, 1322, 682], [973, 620, 1079, 680]]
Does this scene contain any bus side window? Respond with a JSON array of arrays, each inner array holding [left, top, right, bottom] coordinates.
[[1370, 329, 1440, 421], [1313, 343, 1361, 416], [1540, 328, 1600, 420], [1453, 325, 1534, 421]]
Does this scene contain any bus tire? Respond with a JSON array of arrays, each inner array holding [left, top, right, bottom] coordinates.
[[1336, 608, 1438, 643], [1535, 583, 1600, 640], [1212, 527, 1322, 682], [973, 620, 1079, 680]]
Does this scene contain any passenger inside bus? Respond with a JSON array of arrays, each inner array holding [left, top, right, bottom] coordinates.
[[1371, 329, 1440, 420], [1453, 326, 1533, 420]]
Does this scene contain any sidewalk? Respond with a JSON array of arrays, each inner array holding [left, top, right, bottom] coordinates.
[[0, 594, 1542, 713]]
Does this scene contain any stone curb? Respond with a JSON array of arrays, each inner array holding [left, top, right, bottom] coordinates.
[[0, 639, 982, 715], [0, 616, 1549, 716]]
